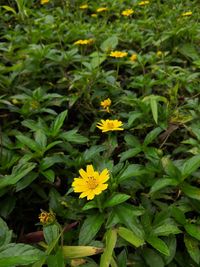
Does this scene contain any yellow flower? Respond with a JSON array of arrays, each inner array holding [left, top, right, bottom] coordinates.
[[41, 0, 49, 4], [109, 51, 128, 58], [181, 11, 192, 17], [72, 165, 109, 200], [138, 1, 149, 6], [74, 39, 94, 45], [156, 50, 163, 57], [100, 98, 111, 112], [130, 53, 137, 62], [79, 4, 88, 9], [91, 13, 97, 17], [97, 119, 124, 132], [38, 210, 55, 225], [96, 7, 108, 13], [121, 9, 134, 16]]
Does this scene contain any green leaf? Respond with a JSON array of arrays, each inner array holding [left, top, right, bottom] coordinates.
[[43, 224, 60, 245], [62, 246, 103, 258], [118, 227, 145, 247], [2, 5, 16, 14], [146, 236, 170, 256], [103, 193, 130, 208], [82, 201, 98, 211], [42, 169, 55, 182], [0, 243, 44, 267], [178, 43, 199, 60], [161, 157, 182, 181], [153, 224, 181, 236], [119, 148, 141, 162], [118, 164, 145, 183], [184, 234, 200, 264], [34, 130, 47, 149], [150, 178, 178, 194], [51, 110, 68, 136], [184, 223, 200, 241], [181, 182, 200, 200], [61, 130, 89, 144], [181, 154, 200, 179], [100, 229, 117, 267], [40, 155, 65, 171], [16, 135, 40, 152], [79, 214, 104, 245], [46, 249, 65, 267], [163, 236, 177, 265], [144, 127, 163, 146], [0, 218, 12, 247], [171, 207, 186, 225], [100, 36, 118, 52], [143, 248, 164, 267], [150, 97, 158, 124], [0, 162, 36, 189]]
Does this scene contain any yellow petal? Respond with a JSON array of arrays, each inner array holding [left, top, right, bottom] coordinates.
[[86, 165, 94, 175], [79, 169, 88, 179], [99, 169, 109, 183]]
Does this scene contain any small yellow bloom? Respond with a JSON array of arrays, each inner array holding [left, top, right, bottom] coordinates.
[[74, 39, 94, 45], [181, 11, 192, 17], [138, 1, 149, 6], [100, 98, 111, 112], [41, 0, 49, 4], [110, 51, 128, 58], [38, 210, 55, 225], [79, 4, 88, 9], [72, 165, 110, 200], [156, 50, 163, 57], [121, 9, 134, 17], [130, 53, 137, 62], [97, 119, 124, 132], [91, 13, 97, 17], [96, 7, 108, 13]]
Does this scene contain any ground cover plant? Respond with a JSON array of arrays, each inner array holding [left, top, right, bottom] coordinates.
[[0, 0, 200, 266]]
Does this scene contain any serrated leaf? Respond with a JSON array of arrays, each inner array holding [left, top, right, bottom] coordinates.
[[100, 229, 117, 267], [103, 193, 130, 208], [146, 236, 170, 256], [79, 214, 104, 245], [118, 227, 145, 247]]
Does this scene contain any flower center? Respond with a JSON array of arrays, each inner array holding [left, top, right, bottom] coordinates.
[[107, 122, 114, 129], [86, 176, 98, 189]]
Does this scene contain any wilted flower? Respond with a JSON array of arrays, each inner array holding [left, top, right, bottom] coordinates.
[[38, 210, 55, 225], [41, 0, 49, 4], [72, 165, 110, 200], [109, 51, 128, 58], [79, 4, 88, 9], [97, 119, 124, 132], [121, 9, 134, 17], [138, 1, 149, 6], [74, 39, 94, 45], [100, 98, 111, 112], [130, 53, 137, 62], [96, 7, 108, 13], [181, 11, 192, 17]]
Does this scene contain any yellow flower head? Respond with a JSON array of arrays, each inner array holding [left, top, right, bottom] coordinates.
[[181, 11, 192, 17], [121, 9, 134, 17], [38, 210, 55, 225], [138, 1, 149, 6], [109, 51, 128, 58], [130, 53, 137, 62], [96, 7, 108, 13], [79, 4, 88, 9], [72, 165, 110, 200], [156, 50, 163, 57], [100, 98, 111, 112], [97, 119, 124, 132], [74, 39, 94, 45], [91, 13, 98, 17], [41, 0, 49, 4]]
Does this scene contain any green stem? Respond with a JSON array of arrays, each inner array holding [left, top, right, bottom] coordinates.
[[96, 196, 103, 213]]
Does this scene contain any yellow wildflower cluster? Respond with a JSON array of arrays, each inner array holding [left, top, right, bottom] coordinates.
[[100, 98, 111, 113], [74, 39, 94, 45], [72, 165, 109, 200], [38, 210, 55, 225], [138, 1, 150, 6], [110, 51, 128, 58], [181, 11, 192, 17], [121, 9, 134, 17]]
